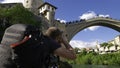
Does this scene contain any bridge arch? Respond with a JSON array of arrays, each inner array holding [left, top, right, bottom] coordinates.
[[65, 17, 120, 41]]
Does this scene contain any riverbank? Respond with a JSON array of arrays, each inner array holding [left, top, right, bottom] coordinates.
[[72, 64, 120, 68], [68, 51, 120, 66]]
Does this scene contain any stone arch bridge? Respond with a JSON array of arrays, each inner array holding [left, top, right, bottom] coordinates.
[[53, 17, 120, 41]]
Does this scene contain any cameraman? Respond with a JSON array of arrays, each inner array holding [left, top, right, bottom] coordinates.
[[1, 24, 76, 68], [45, 27, 76, 68], [45, 27, 76, 60]]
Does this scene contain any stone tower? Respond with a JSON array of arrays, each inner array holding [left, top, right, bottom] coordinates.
[[23, 0, 44, 14], [38, 2, 57, 26]]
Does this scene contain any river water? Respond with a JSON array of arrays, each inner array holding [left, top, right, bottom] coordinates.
[[72, 64, 120, 68]]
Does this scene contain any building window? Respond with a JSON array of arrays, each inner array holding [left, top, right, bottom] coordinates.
[[26, 1, 29, 3], [52, 7, 54, 11], [48, 5, 50, 10]]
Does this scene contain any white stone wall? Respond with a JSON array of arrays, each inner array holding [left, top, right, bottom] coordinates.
[[39, 4, 56, 23], [114, 35, 120, 46], [109, 46, 116, 51]]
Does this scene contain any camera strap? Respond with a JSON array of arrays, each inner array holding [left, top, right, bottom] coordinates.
[[10, 35, 31, 48]]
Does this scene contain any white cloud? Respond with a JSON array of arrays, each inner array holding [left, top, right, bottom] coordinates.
[[57, 18, 66, 23], [70, 39, 105, 49], [79, 11, 110, 20], [98, 14, 110, 18], [85, 26, 100, 31], [79, 11, 97, 20], [88, 26, 99, 31], [60, 20, 66, 23], [70, 40, 98, 49]]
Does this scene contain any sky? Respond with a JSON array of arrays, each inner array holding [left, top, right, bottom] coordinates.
[[0, 0, 120, 48]]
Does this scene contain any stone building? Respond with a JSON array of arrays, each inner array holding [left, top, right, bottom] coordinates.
[[23, 0, 44, 15], [114, 35, 120, 46], [38, 2, 57, 26], [99, 35, 120, 53]]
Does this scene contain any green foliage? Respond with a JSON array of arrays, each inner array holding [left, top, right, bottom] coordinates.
[[0, 4, 42, 41], [0, 7, 7, 17], [67, 52, 120, 66], [80, 48, 87, 55], [0, 4, 41, 26], [74, 47, 80, 54], [100, 42, 108, 48]]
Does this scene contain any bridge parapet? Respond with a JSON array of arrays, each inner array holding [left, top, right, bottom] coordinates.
[[86, 17, 120, 23]]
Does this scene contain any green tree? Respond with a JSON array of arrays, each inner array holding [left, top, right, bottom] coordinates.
[[74, 47, 80, 54], [0, 4, 42, 41], [81, 48, 87, 55], [107, 43, 114, 51], [0, 4, 41, 26], [100, 42, 108, 51]]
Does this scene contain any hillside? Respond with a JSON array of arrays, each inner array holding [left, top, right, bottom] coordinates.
[[0, 4, 42, 41]]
